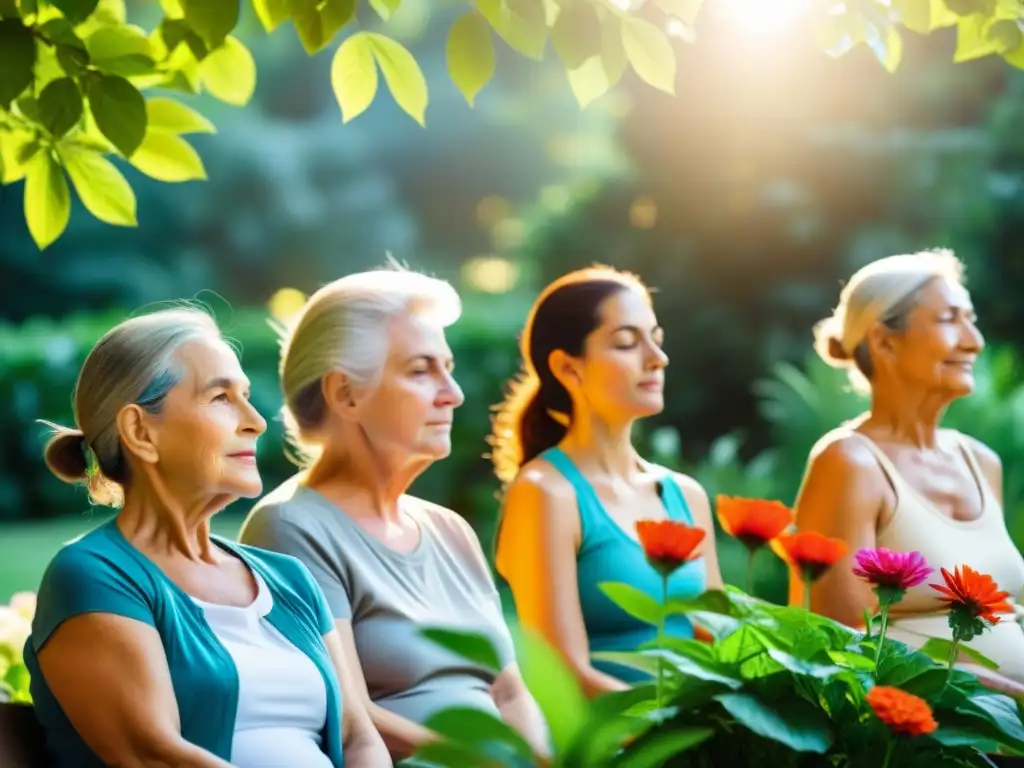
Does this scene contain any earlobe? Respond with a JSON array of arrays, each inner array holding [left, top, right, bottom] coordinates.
[[547, 349, 580, 390], [116, 405, 159, 465], [321, 370, 358, 420]]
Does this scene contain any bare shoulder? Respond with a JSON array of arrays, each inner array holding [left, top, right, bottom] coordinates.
[[807, 429, 886, 479], [665, 470, 708, 502], [500, 456, 582, 535]]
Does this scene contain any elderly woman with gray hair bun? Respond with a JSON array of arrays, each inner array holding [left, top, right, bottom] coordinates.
[[792, 249, 1024, 696], [239, 266, 550, 765], [25, 307, 388, 768]]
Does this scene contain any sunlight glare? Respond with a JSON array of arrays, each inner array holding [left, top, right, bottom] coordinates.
[[719, 0, 809, 36]]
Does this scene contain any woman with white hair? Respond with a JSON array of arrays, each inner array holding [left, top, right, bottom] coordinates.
[[793, 249, 1024, 695], [25, 307, 388, 767], [239, 267, 550, 765]]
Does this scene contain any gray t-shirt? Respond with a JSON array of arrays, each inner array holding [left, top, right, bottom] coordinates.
[[238, 479, 516, 726]]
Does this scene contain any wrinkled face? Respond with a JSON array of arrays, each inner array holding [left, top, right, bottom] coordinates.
[[881, 277, 984, 397], [351, 313, 464, 462], [147, 336, 267, 499], [563, 288, 668, 423]]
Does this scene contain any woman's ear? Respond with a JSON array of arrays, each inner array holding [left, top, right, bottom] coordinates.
[[117, 404, 159, 465], [548, 348, 581, 391], [321, 370, 359, 421]]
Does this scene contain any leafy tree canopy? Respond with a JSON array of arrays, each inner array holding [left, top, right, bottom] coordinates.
[[1, 0, 1023, 249]]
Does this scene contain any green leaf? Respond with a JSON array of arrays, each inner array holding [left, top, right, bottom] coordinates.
[[419, 627, 503, 671], [290, 0, 326, 54], [954, 14, 999, 62], [872, 24, 903, 72], [716, 692, 834, 753], [621, 17, 676, 95], [320, 0, 355, 40], [85, 24, 152, 60], [331, 31, 378, 123], [84, 74, 147, 157], [145, 97, 215, 135], [425, 707, 534, 762], [367, 32, 428, 126], [368, 0, 400, 21], [764, 646, 843, 678], [652, 0, 702, 25], [38, 77, 83, 138], [23, 151, 71, 250], [199, 36, 256, 106], [987, 18, 1022, 53], [56, 43, 90, 75], [474, 0, 547, 60], [616, 728, 714, 768], [49, 0, 99, 23], [566, 12, 626, 108], [129, 131, 205, 181], [550, 0, 602, 70], [962, 693, 1024, 751], [0, 19, 36, 108], [446, 11, 495, 106], [252, 0, 289, 31], [60, 143, 136, 225], [599, 582, 662, 625], [919, 637, 1000, 670], [896, 0, 958, 34], [512, 626, 588, 755], [413, 741, 490, 766], [1004, 39, 1024, 69], [182, 0, 239, 48]]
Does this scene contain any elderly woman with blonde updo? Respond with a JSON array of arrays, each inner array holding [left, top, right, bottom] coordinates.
[[26, 307, 388, 768], [792, 249, 1024, 697]]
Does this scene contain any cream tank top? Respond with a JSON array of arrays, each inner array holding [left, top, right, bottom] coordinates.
[[851, 429, 1024, 682]]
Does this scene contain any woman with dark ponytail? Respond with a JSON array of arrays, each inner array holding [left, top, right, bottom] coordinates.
[[491, 266, 723, 697]]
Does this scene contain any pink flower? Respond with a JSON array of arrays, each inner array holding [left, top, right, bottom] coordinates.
[[853, 548, 933, 590]]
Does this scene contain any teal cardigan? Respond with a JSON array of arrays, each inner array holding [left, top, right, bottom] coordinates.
[[24, 519, 344, 767]]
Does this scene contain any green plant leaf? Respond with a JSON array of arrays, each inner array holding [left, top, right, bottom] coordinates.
[[550, 0, 602, 70], [599, 582, 662, 625], [368, 0, 400, 21], [331, 32, 378, 123], [0, 130, 33, 184], [49, 0, 99, 23], [446, 12, 495, 106], [60, 143, 136, 225], [716, 692, 833, 753], [23, 151, 71, 250], [425, 706, 534, 762], [764, 646, 843, 678], [38, 77, 83, 138], [873, 24, 903, 72], [412, 740, 490, 766], [199, 36, 255, 106], [85, 23, 152, 60], [56, 43, 90, 75], [145, 97, 215, 135], [182, 0, 239, 48], [128, 131, 205, 181], [252, 0, 288, 32], [919, 637, 1000, 670], [84, 74, 147, 157], [474, 0, 546, 61], [652, 0, 702, 25], [954, 13, 999, 62], [512, 626, 589, 755], [895, 0, 957, 33], [320, 0, 355, 41], [0, 19, 36, 108], [419, 627, 502, 671], [366, 33, 427, 126], [567, 12, 626, 108], [616, 727, 714, 768], [290, 0, 326, 54], [621, 17, 676, 95]]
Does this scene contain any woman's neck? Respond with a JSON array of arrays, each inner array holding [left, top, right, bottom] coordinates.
[[559, 413, 639, 480], [866, 382, 950, 449], [116, 484, 227, 564]]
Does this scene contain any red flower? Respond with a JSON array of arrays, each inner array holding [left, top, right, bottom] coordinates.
[[771, 531, 848, 581], [715, 496, 793, 551], [636, 520, 705, 577], [866, 686, 938, 737], [930, 565, 1012, 642]]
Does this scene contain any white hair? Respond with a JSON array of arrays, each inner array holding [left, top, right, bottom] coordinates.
[[41, 307, 220, 507], [813, 248, 966, 392], [277, 264, 462, 465]]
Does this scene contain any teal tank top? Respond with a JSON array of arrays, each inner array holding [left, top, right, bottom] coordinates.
[[541, 447, 707, 683]]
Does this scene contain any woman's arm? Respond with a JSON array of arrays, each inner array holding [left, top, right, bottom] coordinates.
[[793, 436, 887, 626], [323, 629, 392, 766], [37, 613, 234, 768], [672, 473, 724, 589], [331, 619, 439, 761], [491, 663, 551, 760], [496, 470, 630, 698]]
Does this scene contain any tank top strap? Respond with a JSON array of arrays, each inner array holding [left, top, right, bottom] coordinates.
[[846, 431, 904, 490], [654, 469, 697, 526], [539, 447, 608, 541]]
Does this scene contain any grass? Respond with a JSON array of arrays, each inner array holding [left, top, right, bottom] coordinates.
[[0, 512, 247, 603]]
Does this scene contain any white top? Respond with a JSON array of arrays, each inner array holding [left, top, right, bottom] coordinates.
[[192, 572, 333, 768]]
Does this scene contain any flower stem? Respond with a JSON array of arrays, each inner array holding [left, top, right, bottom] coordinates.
[[946, 639, 960, 687], [657, 574, 667, 709], [874, 605, 889, 675], [881, 739, 894, 768], [802, 570, 812, 612], [746, 549, 755, 596]]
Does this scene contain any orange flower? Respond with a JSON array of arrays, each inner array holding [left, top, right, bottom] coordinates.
[[636, 520, 705, 577], [771, 531, 848, 581], [716, 496, 793, 551], [930, 565, 1012, 642], [866, 686, 938, 737]]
